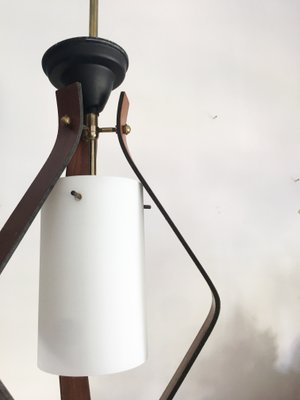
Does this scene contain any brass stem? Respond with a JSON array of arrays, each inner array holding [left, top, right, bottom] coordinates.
[[88, 0, 99, 175], [85, 113, 98, 175], [89, 139, 97, 175], [89, 0, 98, 37]]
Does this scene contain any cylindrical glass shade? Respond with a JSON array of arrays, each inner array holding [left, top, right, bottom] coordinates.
[[38, 176, 146, 376]]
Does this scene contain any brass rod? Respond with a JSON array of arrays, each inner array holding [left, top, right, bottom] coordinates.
[[99, 127, 116, 133], [89, 138, 97, 175], [85, 113, 98, 175], [88, 1, 99, 175], [89, 0, 98, 37]]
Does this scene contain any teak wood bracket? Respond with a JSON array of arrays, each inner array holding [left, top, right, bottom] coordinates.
[[59, 376, 91, 400], [0, 82, 84, 275], [0, 381, 14, 400], [0, 83, 84, 400], [116, 92, 221, 400]]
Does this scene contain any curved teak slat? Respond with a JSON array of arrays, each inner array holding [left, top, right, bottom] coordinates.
[[59, 376, 91, 400], [116, 92, 221, 400], [61, 94, 94, 400], [0, 380, 14, 400], [0, 83, 83, 275]]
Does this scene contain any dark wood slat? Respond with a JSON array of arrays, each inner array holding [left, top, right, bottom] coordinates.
[[0, 380, 14, 400], [0, 83, 83, 275], [66, 139, 91, 175], [116, 92, 220, 400], [60, 100, 95, 400], [0, 83, 89, 400], [59, 377, 91, 400]]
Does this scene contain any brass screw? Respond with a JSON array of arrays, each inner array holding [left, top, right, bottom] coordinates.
[[61, 115, 71, 126], [98, 127, 117, 133], [123, 124, 131, 135], [70, 190, 82, 200]]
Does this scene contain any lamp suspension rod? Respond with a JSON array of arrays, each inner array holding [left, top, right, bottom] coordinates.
[[89, 0, 98, 37], [88, 0, 99, 174], [85, 112, 98, 175]]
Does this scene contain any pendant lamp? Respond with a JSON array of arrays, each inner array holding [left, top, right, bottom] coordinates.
[[0, 1, 220, 399], [38, 176, 146, 377]]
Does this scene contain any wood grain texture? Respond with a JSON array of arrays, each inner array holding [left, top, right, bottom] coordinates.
[[0, 380, 14, 400], [116, 92, 221, 400], [66, 139, 91, 176], [60, 101, 93, 400], [0, 83, 83, 275], [0, 83, 83, 398], [59, 377, 91, 400]]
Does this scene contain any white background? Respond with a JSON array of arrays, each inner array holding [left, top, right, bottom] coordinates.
[[0, 0, 300, 398]]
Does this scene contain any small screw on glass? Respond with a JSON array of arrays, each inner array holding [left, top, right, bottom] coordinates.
[[70, 190, 82, 200]]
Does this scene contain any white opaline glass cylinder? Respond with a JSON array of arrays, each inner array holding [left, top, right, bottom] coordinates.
[[38, 176, 146, 376]]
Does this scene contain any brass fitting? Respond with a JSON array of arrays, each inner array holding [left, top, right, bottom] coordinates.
[[61, 115, 71, 127], [83, 113, 98, 175], [83, 113, 98, 141], [97, 124, 131, 135]]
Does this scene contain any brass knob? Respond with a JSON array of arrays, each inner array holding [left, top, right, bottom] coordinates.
[[123, 124, 131, 135], [61, 115, 71, 126]]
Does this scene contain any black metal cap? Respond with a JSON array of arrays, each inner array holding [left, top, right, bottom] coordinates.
[[42, 37, 129, 113]]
